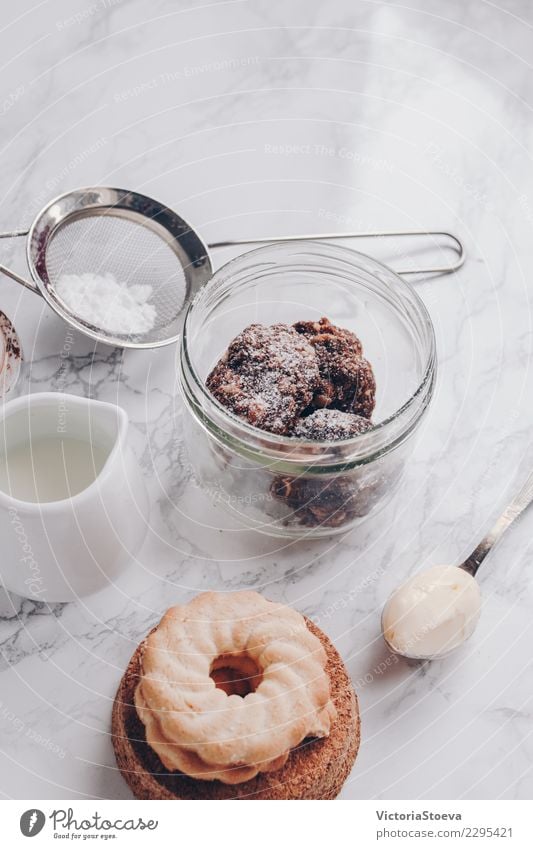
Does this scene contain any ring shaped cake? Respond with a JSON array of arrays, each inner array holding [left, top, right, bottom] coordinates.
[[133, 592, 337, 784], [113, 599, 360, 799]]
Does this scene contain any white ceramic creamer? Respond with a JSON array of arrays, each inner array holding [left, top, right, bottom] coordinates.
[[0, 392, 149, 601]]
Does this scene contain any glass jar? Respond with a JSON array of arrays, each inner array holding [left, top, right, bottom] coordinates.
[[179, 241, 435, 538]]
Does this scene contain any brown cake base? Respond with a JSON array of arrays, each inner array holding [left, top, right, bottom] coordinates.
[[111, 617, 360, 800]]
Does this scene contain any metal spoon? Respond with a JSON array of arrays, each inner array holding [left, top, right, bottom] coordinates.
[[381, 469, 533, 660]]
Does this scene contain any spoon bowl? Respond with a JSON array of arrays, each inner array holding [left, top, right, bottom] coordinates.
[[381, 564, 481, 660]]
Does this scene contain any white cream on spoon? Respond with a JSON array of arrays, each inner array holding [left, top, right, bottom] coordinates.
[[382, 470, 533, 660], [382, 565, 481, 659]]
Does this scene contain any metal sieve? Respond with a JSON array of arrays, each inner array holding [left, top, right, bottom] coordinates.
[[0, 186, 465, 349]]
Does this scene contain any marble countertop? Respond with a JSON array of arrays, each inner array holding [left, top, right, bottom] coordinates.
[[0, 0, 532, 800]]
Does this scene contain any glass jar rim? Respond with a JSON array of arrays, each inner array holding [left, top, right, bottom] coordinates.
[[180, 241, 436, 466]]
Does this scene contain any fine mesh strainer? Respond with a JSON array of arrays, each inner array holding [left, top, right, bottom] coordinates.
[[0, 186, 465, 349], [0, 187, 210, 348]]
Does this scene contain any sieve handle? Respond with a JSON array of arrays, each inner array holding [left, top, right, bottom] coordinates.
[[207, 229, 465, 276], [0, 228, 41, 296]]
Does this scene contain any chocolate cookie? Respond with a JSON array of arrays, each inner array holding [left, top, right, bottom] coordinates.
[[271, 472, 386, 529], [293, 318, 376, 418], [271, 475, 354, 528], [272, 411, 373, 528], [206, 324, 320, 435], [294, 409, 372, 441]]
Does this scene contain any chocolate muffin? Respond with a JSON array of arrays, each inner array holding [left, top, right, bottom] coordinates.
[[205, 318, 378, 529], [294, 409, 373, 441], [293, 318, 376, 418], [206, 323, 320, 435], [272, 410, 375, 528], [272, 475, 360, 529]]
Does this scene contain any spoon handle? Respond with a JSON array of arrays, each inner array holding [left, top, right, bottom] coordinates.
[[461, 470, 533, 576]]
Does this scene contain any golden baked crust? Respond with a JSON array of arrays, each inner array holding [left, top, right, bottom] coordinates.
[[112, 616, 360, 800], [133, 591, 336, 783]]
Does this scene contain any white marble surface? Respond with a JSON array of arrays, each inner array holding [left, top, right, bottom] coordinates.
[[0, 0, 532, 800]]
